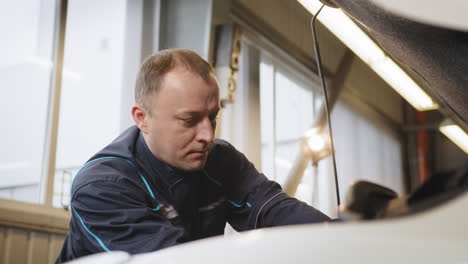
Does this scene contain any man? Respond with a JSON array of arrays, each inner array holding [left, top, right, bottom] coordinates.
[[56, 49, 329, 263]]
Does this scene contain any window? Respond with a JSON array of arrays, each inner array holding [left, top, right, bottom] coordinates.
[[0, 0, 148, 208], [332, 101, 404, 197], [0, 0, 57, 203], [53, 0, 128, 208], [255, 40, 404, 217], [259, 53, 325, 208], [217, 35, 338, 215]]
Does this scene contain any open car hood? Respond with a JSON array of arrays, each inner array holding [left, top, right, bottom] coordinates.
[[321, 0, 468, 127]]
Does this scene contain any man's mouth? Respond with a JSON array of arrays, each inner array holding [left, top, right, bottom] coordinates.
[[188, 150, 208, 158], [187, 144, 212, 159]]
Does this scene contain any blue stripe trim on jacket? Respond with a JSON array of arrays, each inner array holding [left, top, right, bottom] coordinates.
[[72, 207, 111, 252], [227, 200, 251, 208], [139, 174, 156, 199]]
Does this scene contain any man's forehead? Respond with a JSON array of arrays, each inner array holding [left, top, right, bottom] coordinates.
[[147, 65, 218, 107], [158, 68, 218, 93], [175, 104, 220, 115]]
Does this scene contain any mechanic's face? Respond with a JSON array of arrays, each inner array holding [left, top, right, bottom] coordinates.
[[133, 67, 220, 171]]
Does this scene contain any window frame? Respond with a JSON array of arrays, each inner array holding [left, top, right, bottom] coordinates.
[[241, 33, 323, 180], [1, 0, 160, 212]]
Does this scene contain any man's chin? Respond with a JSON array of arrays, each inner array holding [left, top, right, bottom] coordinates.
[[179, 159, 207, 172]]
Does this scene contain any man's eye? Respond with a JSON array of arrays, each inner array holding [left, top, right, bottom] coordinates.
[[179, 118, 196, 126]]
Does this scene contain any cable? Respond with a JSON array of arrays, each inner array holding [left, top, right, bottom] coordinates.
[[310, 5, 341, 206]]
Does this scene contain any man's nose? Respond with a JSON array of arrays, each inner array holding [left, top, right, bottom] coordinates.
[[197, 118, 214, 143]]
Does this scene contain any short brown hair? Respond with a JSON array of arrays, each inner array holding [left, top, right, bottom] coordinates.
[[135, 48, 216, 113]]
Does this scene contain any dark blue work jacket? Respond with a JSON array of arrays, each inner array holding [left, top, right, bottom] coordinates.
[[57, 126, 329, 262]]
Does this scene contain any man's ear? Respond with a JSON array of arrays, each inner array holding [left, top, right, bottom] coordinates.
[[131, 104, 149, 133]]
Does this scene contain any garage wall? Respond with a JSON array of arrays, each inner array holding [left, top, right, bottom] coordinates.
[[0, 199, 69, 264], [0, 227, 65, 264]]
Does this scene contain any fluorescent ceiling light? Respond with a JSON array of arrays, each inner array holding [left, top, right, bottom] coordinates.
[[439, 119, 468, 154], [298, 0, 438, 111]]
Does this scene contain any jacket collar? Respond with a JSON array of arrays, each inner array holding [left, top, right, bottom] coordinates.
[[135, 131, 196, 190]]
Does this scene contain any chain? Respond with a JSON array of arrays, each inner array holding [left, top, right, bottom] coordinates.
[[221, 26, 242, 107]]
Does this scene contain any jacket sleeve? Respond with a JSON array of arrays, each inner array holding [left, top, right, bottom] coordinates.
[[69, 177, 186, 256], [211, 140, 330, 231]]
